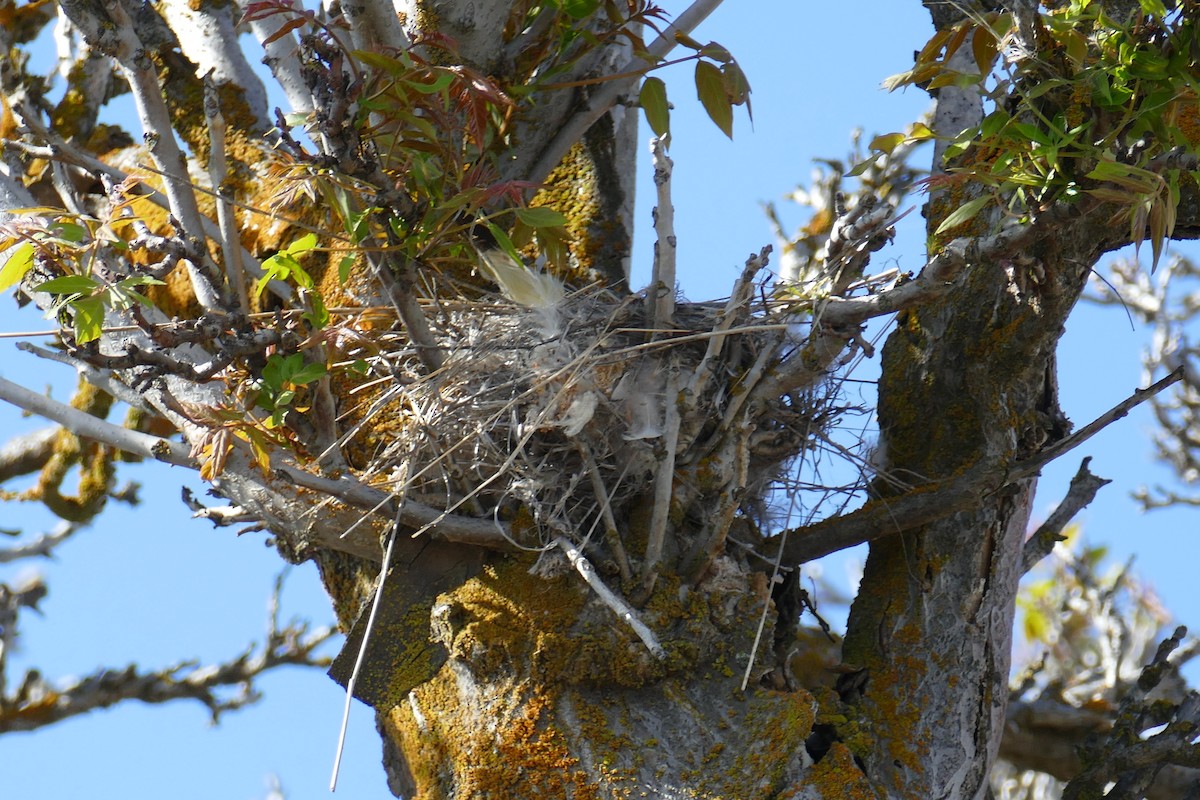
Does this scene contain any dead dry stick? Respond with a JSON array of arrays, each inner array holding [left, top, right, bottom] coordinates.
[[556, 537, 664, 659], [578, 443, 633, 583], [648, 135, 676, 331], [686, 248, 765, 405], [636, 369, 683, 603], [203, 76, 249, 315], [330, 522, 399, 791]]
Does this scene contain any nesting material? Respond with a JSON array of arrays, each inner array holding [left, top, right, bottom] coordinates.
[[346, 284, 799, 552]]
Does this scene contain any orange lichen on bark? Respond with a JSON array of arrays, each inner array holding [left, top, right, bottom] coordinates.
[[783, 743, 876, 800]]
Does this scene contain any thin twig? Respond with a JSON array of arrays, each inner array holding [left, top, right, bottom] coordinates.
[[1013, 367, 1184, 480], [556, 537, 664, 659], [204, 75, 249, 314], [0, 522, 80, 563], [578, 443, 633, 583], [741, 526, 790, 692], [330, 521, 399, 791], [371, 253, 446, 372], [686, 249, 764, 404], [782, 368, 1183, 564]]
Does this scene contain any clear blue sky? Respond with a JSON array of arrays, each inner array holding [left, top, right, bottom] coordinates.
[[2, 3, 1196, 798]]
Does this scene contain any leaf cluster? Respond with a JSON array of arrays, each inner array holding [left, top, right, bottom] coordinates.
[[874, 1, 1200, 267], [0, 209, 164, 344], [639, 34, 752, 141]]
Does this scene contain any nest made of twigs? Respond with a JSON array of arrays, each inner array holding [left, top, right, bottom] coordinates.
[[339, 283, 825, 556]]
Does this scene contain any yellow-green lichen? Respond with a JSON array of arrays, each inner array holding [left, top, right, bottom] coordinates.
[[3, 379, 116, 522]]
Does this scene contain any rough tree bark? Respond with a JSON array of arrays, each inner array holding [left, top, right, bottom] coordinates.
[[2, 2, 1200, 799]]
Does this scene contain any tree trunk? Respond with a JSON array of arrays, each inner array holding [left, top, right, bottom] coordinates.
[[6, 2, 1200, 797]]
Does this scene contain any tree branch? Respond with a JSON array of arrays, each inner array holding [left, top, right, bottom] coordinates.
[[71, 0, 224, 309], [557, 537, 664, 659], [647, 135, 677, 331], [1063, 626, 1200, 800], [1021, 457, 1112, 573], [782, 367, 1182, 564], [521, 0, 725, 185], [0, 427, 57, 483], [0, 376, 193, 467], [0, 522, 81, 564], [0, 600, 335, 733]]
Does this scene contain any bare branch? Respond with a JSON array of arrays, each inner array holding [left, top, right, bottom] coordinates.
[[634, 369, 684, 602], [3, 111, 287, 301], [245, 12, 314, 117], [204, 75, 250, 315], [782, 367, 1182, 564], [557, 537, 664, 659], [0, 613, 335, 733], [0, 522, 81, 564], [1019, 367, 1184, 478], [1063, 626, 1200, 800], [1021, 458, 1112, 573], [0, 375, 193, 467], [156, 0, 271, 132], [273, 463, 516, 552], [647, 135, 676, 331], [65, 0, 224, 309], [340, 0, 411, 54], [0, 427, 57, 483]]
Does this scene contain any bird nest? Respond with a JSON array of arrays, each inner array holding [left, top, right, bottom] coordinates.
[[340, 279, 824, 559]]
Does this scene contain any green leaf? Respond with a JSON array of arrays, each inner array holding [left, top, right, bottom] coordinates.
[[560, 0, 599, 19], [0, 242, 36, 292], [407, 71, 456, 95], [345, 207, 374, 243], [515, 206, 568, 228], [291, 362, 327, 385], [54, 222, 88, 244], [484, 222, 523, 264], [847, 157, 876, 177], [972, 23, 999, 76], [934, 195, 993, 236], [639, 77, 670, 138], [33, 275, 100, 294], [117, 275, 166, 288], [354, 50, 410, 76], [722, 61, 752, 122], [71, 296, 105, 343], [290, 263, 314, 290], [285, 232, 318, 255], [870, 132, 907, 155], [673, 31, 705, 51], [699, 42, 732, 63], [303, 290, 330, 330], [909, 122, 935, 140], [695, 60, 733, 138], [338, 254, 355, 284]]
